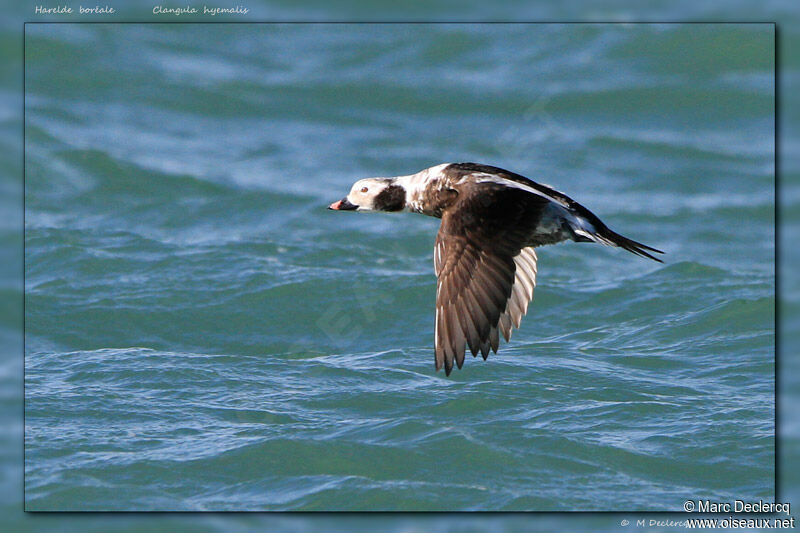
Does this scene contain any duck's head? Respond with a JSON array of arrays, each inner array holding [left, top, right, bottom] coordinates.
[[328, 178, 406, 212]]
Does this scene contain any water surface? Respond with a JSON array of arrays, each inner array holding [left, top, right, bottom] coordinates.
[[24, 22, 775, 511]]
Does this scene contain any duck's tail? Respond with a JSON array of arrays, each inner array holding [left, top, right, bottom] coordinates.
[[564, 204, 664, 263], [590, 226, 664, 263]]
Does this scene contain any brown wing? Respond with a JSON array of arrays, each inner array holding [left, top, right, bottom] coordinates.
[[433, 183, 547, 375]]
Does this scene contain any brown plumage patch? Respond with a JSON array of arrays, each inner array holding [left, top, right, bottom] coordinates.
[[373, 185, 406, 212]]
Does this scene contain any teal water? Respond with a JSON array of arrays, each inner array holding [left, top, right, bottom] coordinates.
[[24, 23, 775, 511]]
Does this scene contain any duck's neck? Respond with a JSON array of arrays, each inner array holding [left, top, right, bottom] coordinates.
[[394, 163, 453, 217]]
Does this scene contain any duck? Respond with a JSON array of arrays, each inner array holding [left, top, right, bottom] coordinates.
[[329, 162, 663, 375]]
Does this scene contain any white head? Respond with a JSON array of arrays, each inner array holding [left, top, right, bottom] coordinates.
[[328, 178, 407, 212]]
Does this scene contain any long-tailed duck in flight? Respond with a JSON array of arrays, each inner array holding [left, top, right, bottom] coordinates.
[[329, 163, 663, 375]]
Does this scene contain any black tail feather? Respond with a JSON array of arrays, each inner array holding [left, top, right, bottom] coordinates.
[[599, 229, 664, 263]]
